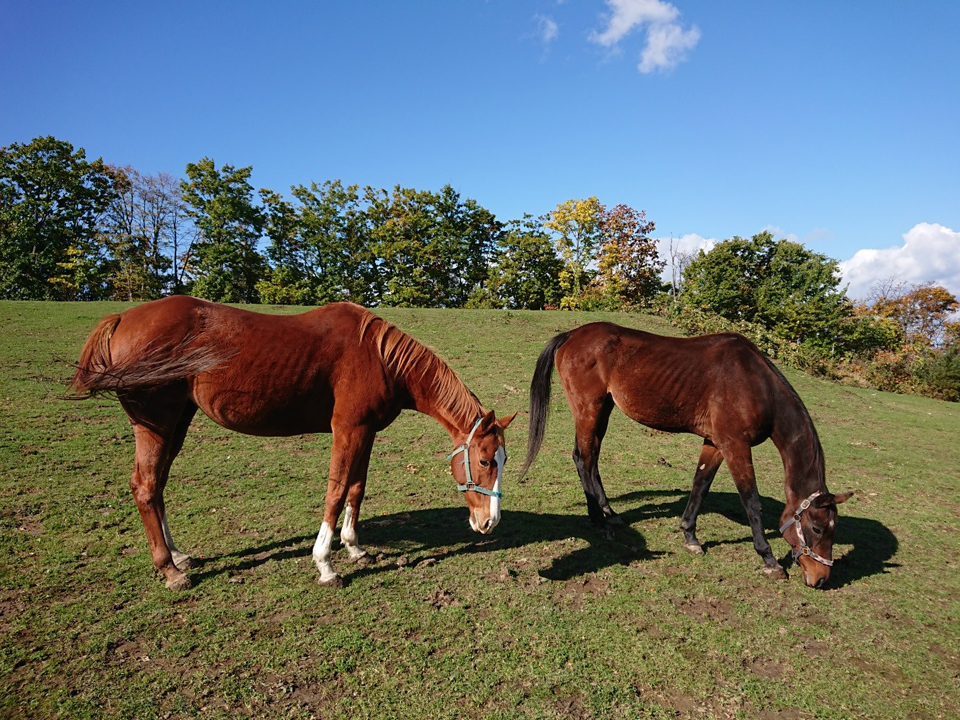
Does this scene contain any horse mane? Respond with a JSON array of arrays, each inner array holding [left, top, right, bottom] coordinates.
[[358, 309, 483, 425], [756, 348, 826, 484]]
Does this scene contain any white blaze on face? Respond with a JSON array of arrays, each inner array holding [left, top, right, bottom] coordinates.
[[486, 445, 505, 530]]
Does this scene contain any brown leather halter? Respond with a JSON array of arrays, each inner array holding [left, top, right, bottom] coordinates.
[[779, 491, 833, 567]]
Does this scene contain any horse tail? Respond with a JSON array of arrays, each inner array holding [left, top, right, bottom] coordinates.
[[70, 311, 230, 398], [518, 331, 571, 480], [70, 314, 123, 397]]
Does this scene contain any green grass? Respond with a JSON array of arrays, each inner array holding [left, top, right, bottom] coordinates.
[[1, 300, 959, 718]]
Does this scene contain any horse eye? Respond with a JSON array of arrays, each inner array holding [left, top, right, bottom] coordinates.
[[812, 525, 824, 535], [479, 459, 491, 468]]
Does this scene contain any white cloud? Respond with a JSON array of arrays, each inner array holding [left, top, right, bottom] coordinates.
[[534, 14, 559, 45], [839, 223, 960, 300], [656, 233, 716, 284], [762, 224, 835, 247], [590, 0, 700, 74], [638, 22, 701, 74], [590, 0, 678, 46]]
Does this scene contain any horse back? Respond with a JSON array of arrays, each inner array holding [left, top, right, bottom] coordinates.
[[556, 323, 781, 443], [101, 298, 396, 435]]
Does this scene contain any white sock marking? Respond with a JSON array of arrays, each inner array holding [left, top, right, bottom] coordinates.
[[161, 512, 190, 569], [312, 521, 338, 583], [340, 505, 367, 560]]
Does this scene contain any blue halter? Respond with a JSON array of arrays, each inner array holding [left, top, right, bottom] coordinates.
[[448, 417, 503, 499]]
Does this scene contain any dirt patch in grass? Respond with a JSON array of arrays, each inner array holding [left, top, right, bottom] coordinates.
[[426, 586, 461, 609], [745, 656, 789, 680], [555, 574, 612, 608], [672, 596, 737, 624]]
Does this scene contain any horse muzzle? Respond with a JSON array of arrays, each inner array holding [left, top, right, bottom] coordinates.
[[470, 508, 500, 534]]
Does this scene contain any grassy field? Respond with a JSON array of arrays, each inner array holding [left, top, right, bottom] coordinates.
[[1, 300, 958, 719]]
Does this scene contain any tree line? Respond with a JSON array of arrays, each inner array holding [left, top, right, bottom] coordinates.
[[2, 135, 957, 400], [0, 136, 661, 312]]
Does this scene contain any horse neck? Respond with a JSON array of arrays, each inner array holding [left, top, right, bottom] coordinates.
[[403, 354, 483, 440], [772, 402, 826, 505]]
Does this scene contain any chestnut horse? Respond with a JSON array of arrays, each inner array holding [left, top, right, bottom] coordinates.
[[519, 322, 851, 588], [71, 296, 516, 590]]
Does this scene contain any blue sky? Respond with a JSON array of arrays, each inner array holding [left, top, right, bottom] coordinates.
[[3, 1, 958, 299]]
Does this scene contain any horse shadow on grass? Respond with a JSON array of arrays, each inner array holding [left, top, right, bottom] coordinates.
[[610, 487, 899, 588], [191, 489, 897, 589]]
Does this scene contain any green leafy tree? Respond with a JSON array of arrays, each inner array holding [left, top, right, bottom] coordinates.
[[485, 214, 562, 309], [682, 232, 855, 352], [364, 185, 433, 306], [432, 185, 500, 307], [296, 180, 374, 305], [180, 158, 266, 303], [258, 181, 375, 306], [366, 185, 499, 308], [255, 190, 306, 305], [0, 136, 120, 299], [544, 197, 604, 309]]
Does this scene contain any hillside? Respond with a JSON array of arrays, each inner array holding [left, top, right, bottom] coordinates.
[[1, 301, 958, 718]]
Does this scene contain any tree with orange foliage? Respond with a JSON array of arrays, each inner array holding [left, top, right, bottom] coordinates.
[[871, 282, 959, 348]]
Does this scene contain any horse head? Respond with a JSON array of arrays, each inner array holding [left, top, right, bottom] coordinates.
[[449, 410, 517, 535], [780, 491, 854, 588]]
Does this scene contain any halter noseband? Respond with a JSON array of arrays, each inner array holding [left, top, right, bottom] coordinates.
[[779, 491, 833, 567], [447, 417, 503, 499]]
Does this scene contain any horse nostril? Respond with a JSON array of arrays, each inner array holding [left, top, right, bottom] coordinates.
[[814, 575, 827, 589]]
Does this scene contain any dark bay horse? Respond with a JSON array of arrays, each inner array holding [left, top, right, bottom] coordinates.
[[71, 296, 516, 590], [519, 322, 851, 588]]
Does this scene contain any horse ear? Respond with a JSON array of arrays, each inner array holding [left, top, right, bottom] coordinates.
[[497, 411, 518, 430], [478, 409, 497, 432], [814, 491, 854, 508]]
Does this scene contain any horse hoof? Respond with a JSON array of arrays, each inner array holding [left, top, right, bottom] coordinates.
[[165, 574, 192, 591], [605, 514, 624, 527], [318, 575, 344, 589], [173, 554, 192, 571], [353, 553, 374, 568], [683, 542, 705, 556], [763, 565, 788, 581]]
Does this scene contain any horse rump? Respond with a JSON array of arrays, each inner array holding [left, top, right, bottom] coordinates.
[[69, 312, 228, 398]]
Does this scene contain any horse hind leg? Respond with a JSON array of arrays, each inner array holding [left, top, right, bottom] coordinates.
[[160, 511, 190, 571], [156, 404, 198, 572], [123, 396, 197, 590], [571, 395, 618, 525], [679, 441, 724, 554]]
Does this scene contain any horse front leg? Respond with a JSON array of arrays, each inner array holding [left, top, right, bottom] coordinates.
[[679, 441, 724, 554], [722, 444, 787, 580], [313, 425, 375, 587], [340, 460, 374, 568]]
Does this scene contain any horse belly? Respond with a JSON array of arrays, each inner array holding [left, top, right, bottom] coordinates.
[[190, 360, 335, 436], [613, 391, 699, 435]]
